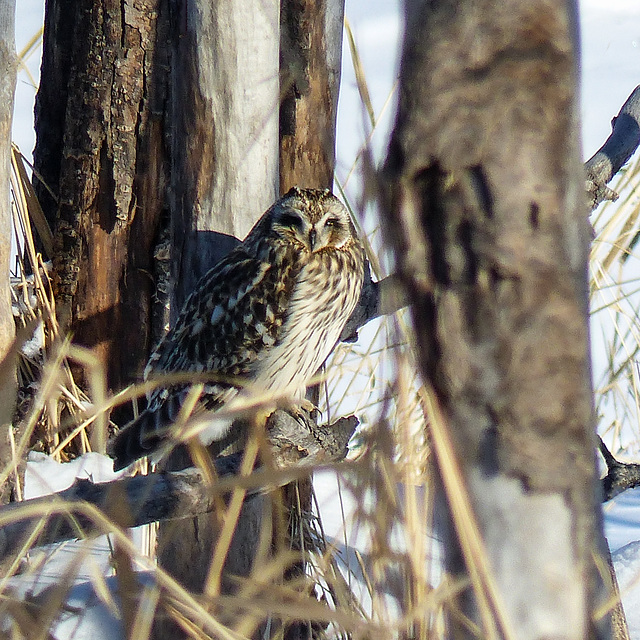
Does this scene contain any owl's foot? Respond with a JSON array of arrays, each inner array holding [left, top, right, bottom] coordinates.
[[288, 399, 320, 426], [299, 398, 318, 414]]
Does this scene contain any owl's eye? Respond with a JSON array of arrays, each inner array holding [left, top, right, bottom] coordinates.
[[278, 213, 303, 230], [325, 217, 340, 228]]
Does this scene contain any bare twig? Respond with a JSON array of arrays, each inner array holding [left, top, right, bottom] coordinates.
[[599, 437, 640, 501]]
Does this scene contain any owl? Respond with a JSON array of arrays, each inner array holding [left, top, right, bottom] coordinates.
[[110, 187, 365, 470]]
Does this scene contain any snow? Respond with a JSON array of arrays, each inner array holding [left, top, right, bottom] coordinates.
[[2, 454, 150, 639], [8, 0, 640, 637], [23, 451, 126, 498], [612, 539, 640, 638]]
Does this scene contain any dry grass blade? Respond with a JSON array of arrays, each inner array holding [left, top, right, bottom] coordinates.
[[421, 385, 517, 640], [16, 27, 43, 89], [344, 17, 376, 130], [11, 145, 53, 259]]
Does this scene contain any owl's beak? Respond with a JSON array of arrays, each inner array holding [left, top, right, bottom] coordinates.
[[308, 228, 317, 251]]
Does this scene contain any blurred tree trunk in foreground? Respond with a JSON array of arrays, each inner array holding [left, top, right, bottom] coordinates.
[[382, 1, 613, 639], [32, 0, 170, 395], [0, 1, 17, 504]]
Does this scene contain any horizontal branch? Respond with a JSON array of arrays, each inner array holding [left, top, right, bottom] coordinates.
[[0, 412, 357, 564], [585, 84, 640, 210]]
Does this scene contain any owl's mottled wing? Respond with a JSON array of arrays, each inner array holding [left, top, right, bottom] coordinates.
[[110, 244, 299, 469]]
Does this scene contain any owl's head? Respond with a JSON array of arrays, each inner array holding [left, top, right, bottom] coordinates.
[[269, 187, 355, 253]]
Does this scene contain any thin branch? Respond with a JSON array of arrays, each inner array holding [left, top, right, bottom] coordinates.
[[585, 85, 640, 210]]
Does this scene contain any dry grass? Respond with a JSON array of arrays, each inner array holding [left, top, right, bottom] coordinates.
[[591, 155, 640, 457], [1, 139, 446, 639], [3, 19, 640, 640]]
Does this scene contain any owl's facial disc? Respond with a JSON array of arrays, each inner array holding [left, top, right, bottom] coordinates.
[[272, 193, 353, 252]]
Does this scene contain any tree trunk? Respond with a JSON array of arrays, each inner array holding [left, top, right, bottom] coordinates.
[[169, 1, 279, 313], [0, 1, 17, 504], [278, 3, 344, 638], [279, 0, 344, 194], [33, 0, 170, 394], [381, 1, 612, 639], [156, 2, 279, 637]]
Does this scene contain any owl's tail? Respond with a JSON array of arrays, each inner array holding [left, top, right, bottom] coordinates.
[[108, 397, 180, 471]]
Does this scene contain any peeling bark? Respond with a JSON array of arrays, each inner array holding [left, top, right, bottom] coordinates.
[[33, 0, 170, 390]]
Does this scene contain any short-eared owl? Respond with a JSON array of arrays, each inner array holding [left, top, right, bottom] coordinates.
[[111, 187, 365, 470]]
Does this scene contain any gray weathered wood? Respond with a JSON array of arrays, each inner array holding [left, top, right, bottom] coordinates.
[[381, 1, 612, 638], [0, 0, 17, 505], [585, 85, 640, 210], [169, 0, 280, 312]]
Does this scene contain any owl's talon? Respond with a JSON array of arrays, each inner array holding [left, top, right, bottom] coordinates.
[[299, 398, 318, 414], [287, 400, 320, 428]]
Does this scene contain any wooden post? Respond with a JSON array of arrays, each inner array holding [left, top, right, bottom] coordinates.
[[0, 0, 17, 504]]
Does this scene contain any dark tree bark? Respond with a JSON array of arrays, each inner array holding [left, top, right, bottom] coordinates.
[[0, 1, 17, 504], [278, 3, 345, 638], [279, 0, 344, 194], [32, 0, 170, 393], [381, 1, 612, 639]]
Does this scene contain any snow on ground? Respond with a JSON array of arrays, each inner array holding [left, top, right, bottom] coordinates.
[[611, 537, 640, 638], [8, 0, 640, 637], [3, 454, 149, 640], [606, 490, 640, 636]]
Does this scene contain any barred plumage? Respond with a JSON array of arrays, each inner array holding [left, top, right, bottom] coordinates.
[[110, 187, 365, 470]]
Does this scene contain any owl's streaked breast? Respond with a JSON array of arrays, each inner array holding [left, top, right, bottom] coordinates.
[[251, 245, 364, 396]]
